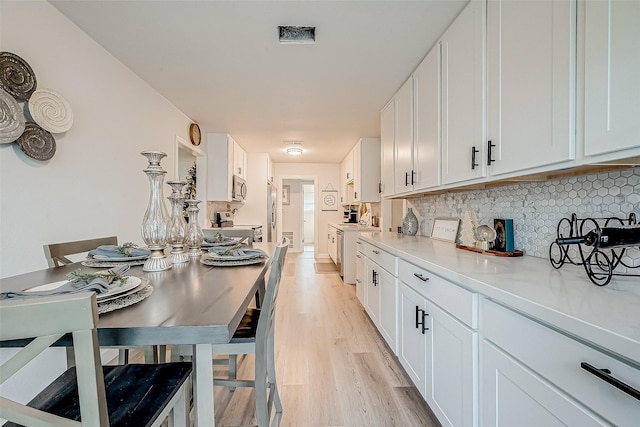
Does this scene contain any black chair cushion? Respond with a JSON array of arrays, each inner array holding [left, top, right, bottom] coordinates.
[[3, 363, 192, 427], [230, 307, 260, 343]]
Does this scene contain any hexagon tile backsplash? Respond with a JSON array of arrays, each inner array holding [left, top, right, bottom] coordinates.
[[408, 167, 640, 266]]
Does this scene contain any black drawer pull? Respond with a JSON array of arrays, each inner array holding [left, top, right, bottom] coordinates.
[[413, 273, 429, 282], [372, 250, 380, 255], [471, 146, 479, 170], [487, 140, 496, 165], [372, 270, 378, 286], [356, 254, 361, 259], [405, 171, 410, 187], [581, 362, 640, 401]]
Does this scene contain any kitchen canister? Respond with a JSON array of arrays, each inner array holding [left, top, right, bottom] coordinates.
[[403, 208, 419, 236]]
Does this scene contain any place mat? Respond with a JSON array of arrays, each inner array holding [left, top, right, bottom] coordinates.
[[97, 282, 153, 314], [200, 257, 267, 267], [82, 258, 147, 268]]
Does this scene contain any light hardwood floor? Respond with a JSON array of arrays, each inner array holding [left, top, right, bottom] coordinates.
[[212, 251, 439, 427], [134, 251, 440, 426]]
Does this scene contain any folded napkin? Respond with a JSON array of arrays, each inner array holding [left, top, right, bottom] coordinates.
[[204, 236, 237, 244], [0, 266, 130, 300], [88, 245, 151, 259], [207, 247, 268, 258]]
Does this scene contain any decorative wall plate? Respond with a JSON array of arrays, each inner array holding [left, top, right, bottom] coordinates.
[[28, 88, 73, 133], [189, 122, 201, 146], [0, 87, 25, 143], [0, 52, 37, 101], [16, 122, 56, 161]]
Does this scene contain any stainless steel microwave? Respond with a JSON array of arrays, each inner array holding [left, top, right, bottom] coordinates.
[[232, 175, 247, 201]]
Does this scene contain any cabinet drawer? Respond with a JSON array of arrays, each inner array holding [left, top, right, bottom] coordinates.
[[484, 300, 640, 426], [364, 243, 396, 276], [356, 238, 365, 254], [398, 259, 477, 329]]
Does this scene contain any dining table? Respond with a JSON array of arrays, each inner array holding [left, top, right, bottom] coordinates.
[[0, 241, 277, 426]]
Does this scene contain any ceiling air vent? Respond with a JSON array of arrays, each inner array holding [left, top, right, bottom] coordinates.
[[278, 26, 316, 44]]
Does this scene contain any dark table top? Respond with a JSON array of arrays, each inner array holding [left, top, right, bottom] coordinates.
[[0, 242, 276, 347]]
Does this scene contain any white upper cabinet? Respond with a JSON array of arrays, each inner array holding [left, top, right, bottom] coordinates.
[[207, 133, 237, 201], [441, 0, 486, 185], [394, 78, 414, 193], [380, 100, 396, 198], [583, 0, 640, 159], [412, 43, 441, 191], [233, 140, 247, 179], [343, 149, 354, 183], [353, 138, 381, 203], [487, 0, 576, 176]]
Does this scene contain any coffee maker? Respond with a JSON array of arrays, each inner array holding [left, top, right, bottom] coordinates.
[[343, 207, 357, 223]]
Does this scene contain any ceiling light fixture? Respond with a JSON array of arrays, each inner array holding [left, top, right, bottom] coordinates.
[[286, 147, 303, 155], [278, 26, 316, 44]]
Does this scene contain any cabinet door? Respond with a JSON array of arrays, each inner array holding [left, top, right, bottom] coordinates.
[[380, 100, 396, 197], [398, 282, 428, 399], [233, 139, 247, 178], [377, 265, 397, 353], [413, 43, 441, 191], [482, 342, 608, 427], [364, 257, 380, 325], [394, 77, 414, 193], [487, 0, 576, 176], [441, 0, 485, 185], [355, 251, 365, 305], [352, 143, 361, 202], [339, 160, 347, 205], [344, 149, 354, 183], [328, 229, 337, 263], [584, 0, 640, 158], [427, 303, 477, 427]]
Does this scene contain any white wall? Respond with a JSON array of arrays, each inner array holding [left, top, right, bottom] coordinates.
[[0, 1, 194, 278], [274, 163, 342, 257]]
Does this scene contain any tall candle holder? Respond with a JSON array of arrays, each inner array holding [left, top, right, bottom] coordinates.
[[141, 151, 172, 271], [167, 180, 189, 264], [185, 199, 204, 257]]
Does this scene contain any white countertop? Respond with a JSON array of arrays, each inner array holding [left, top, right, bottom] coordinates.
[[358, 231, 640, 366], [329, 222, 381, 232]]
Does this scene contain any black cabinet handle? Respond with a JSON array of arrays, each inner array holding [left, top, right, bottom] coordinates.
[[411, 170, 416, 185], [581, 362, 640, 401], [413, 273, 429, 282], [405, 172, 410, 187], [356, 254, 361, 259], [471, 146, 479, 170], [372, 270, 378, 286], [378, 182, 382, 193], [372, 250, 380, 255], [416, 306, 429, 333], [354, 191, 358, 200], [487, 140, 496, 166]]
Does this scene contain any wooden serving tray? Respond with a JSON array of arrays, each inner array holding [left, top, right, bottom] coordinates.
[[456, 244, 524, 257]]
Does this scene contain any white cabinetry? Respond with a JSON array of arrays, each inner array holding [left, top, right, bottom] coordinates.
[[232, 140, 247, 179], [207, 133, 245, 202], [397, 259, 478, 427], [355, 239, 365, 305], [361, 241, 397, 352], [327, 225, 337, 264], [440, 0, 485, 185], [486, 0, 576, 176], [482, 299, 640, 427], [380, 100, 395, 198], [343, 149, 354, 184], [583, 0, 640, 160], [394, 77, 414, 194], [353, 138, 381, 203]]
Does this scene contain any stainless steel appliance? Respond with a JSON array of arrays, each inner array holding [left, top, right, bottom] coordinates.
[[336, 229, 344, 278], [343, 207, 358, 224], [232, 175, 247, 202], [267, 182, 277, 242]]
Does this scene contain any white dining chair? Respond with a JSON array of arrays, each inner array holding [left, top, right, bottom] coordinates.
[[212, 237, 289, 427], [0, 292, 191, 427]]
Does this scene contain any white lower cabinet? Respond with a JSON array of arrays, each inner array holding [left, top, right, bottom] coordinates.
[[364, 257, 380, 326], [398, 259, 478, 427], [482, 299, 640, 426], [355, 246, 365, 305]]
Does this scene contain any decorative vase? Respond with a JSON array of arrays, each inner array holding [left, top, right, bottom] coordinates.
[[141, 151, 172, 271], [167, 180, 189, 264], [185, 199, 204, 257], [403, 207, 419, 236]]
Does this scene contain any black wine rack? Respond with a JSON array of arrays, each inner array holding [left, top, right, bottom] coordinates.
[[549, 213, 640, 286]]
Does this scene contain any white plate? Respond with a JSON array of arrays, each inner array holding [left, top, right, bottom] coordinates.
[[97, 280, 147, 303], [25, 276, 142, 300], [200, 257, 267, 267]]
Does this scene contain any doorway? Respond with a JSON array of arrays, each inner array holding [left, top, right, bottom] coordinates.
[[302, 182, 315, 252]]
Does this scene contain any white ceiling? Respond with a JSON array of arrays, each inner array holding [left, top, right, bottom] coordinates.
[[50, 0, 468, 163]]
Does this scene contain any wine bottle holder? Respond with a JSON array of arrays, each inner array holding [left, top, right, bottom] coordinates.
[[549, 213, 640, 286]]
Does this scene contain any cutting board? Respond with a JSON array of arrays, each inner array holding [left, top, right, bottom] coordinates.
[[456, 244, 524, 257]]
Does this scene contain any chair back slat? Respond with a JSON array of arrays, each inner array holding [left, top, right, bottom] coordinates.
[[43, 236, 118, 267]]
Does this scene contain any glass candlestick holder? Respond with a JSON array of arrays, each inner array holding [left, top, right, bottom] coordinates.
[[141, 151, 172, 271], [167, 180, 189, 264], [185, 199, 204, 257]]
